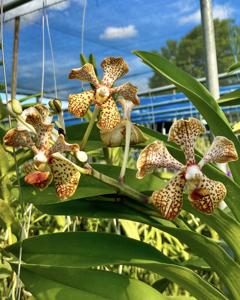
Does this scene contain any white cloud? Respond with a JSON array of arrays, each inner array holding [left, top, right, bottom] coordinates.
[[179, 4, 234, 25], [100, 25, 137, 40]]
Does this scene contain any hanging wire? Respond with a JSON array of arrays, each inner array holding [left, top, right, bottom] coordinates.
[[45, 1, 58, 99], [81, 0, 87, 55], [40, 0, 46, 102]]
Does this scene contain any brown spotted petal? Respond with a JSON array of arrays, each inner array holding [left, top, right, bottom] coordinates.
[[26, 111, 53, 150], [188, 174, 226, 214], [49, 134, 79, 155], [24, 171, 53, 190], [34, 104, 50, 122], [97, 96, 121, 131], [151, 172, 185, 220], [168, 118, 205, 165], [111, 82, 139, 105], [68, 63, 100, 88], [3, 129, 35, 149], [23, 160, 36, 174], [48, 153, 80, 200], [198, 136, 238, 168], [68, 90, 95, 118], [101, 57, 128, 87], [136, 141, 183, 179]]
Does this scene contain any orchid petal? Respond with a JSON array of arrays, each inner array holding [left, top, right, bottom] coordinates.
[[97, 96, 121, 131], [168, 118, 205, 165], [24, 171, 53, 190], [199, 136, 238, 168], [111, 82, 139, 105], [188, 174, 226, 214], [68, 90, 95, 118], [49, 134, 79, 155], [23, 160, 36, 174], [3, 129, 35, 149], [101, 57, 128, 87], [151, 172, 185, 220], [48, 153, 80, 200], [68, 63, 100, 88], [136, 141, 183, 179]]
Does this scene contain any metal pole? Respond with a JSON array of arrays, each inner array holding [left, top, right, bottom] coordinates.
[[11, 16, 20, 99], [200, 0, 220, 99]]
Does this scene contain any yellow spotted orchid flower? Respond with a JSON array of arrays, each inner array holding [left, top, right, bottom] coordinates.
[[3, 104, 86, 200], [68, 57, 139, 131], [136, 118, 238, 220]]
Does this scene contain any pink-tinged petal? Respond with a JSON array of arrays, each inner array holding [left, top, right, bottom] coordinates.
[[97, 96, 121, 131], [68, 90, 95, 117], [3, 129, 35, 149], [199, 136, 238, 168], [151, 172, 185, 220], [136, 141, 183, 179], [24, 171, 53, 190], [168, 118, 205, 165], [101, 57, 128, 87], [111, 82, 139, 105], [48, 153, 80, 200], [49, 134, 79, 155], [188, 174, 226, 214], [68, 64, 99, 88]]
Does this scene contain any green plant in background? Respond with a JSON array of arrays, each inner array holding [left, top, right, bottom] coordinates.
[[1, 53, 240, 300]]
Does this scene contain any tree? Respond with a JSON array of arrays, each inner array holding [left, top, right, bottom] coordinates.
[[149, 19, 240, 88]]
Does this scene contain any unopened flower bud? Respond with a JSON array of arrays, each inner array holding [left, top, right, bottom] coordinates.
[[49, 99, 62, 113], [76, 150, 88, 163], [100, 122, 125, 147], [7, 99, 22, 116]]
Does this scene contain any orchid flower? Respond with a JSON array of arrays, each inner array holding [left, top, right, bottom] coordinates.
[[68, 57, 139, 131], [136, 118, 238, 220], [3, 104, 87, 200]]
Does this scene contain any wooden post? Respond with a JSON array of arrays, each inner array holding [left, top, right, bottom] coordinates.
[[11, 16, 20, 100]]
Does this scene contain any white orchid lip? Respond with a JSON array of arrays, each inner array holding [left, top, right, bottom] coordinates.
[[185, 164, 203, 182], [76, 150, 88, 163], [95, 86, 110, 104], [33, 151, 48, 164]]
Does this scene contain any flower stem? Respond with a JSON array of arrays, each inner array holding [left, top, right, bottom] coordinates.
[[89, 166, 148, 204], [58, 111, 66, 133], [119, 120, 132, 183], [80, 106, 100, 150]]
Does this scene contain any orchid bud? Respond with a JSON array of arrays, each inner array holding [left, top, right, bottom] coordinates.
[[76, 150, 88, 163], [49, 99, 62, 113], [100, 122, 125, 147], [7, 99, 22, 116]]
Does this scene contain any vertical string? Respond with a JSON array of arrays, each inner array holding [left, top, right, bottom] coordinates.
[[40, 0, 46, 102], [45, 1, 58, 99], [81, 0, 87, 91]]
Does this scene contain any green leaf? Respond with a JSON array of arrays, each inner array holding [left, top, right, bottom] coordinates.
[[133, 50, 240, 184], [8, 232, 226, 300], [14, 264, 164, 300], [229, 61, 240, 72], [218, 89, 240, 106]]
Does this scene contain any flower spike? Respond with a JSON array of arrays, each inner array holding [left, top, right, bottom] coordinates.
[[136, 117, 238, 219]]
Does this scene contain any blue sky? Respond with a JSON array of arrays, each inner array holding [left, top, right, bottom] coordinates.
[[1, 0, 240, 102]]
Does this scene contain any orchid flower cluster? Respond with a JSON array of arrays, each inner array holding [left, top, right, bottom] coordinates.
[[136, 118, 238, 220], [3, 104, 87, 200]]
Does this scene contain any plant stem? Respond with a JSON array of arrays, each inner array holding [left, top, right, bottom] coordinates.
[[119, 120, 132, 183], [58, 111, 66, 133], [89, 166, 148, 204], [80, 106, 100, 150]]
